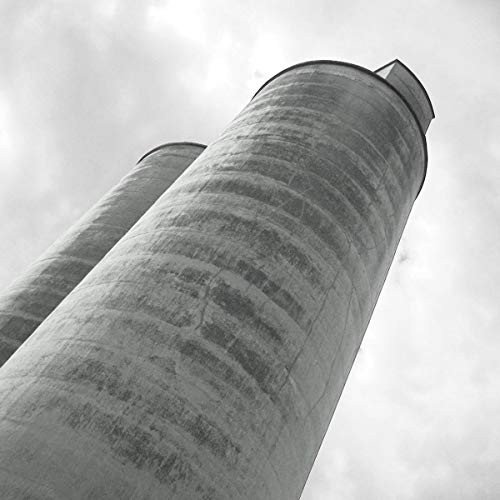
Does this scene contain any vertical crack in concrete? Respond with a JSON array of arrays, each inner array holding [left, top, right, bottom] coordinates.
[[193, 269, 223, 334], [277, 263, 342, 395], [302, 287, 354, 426]]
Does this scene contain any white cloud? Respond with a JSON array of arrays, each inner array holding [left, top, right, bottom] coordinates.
[[147, 0, 207, 44]]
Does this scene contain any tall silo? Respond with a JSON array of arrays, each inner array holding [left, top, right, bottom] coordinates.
[[0, 60, 433, 499], [0, 142, 205, 365]]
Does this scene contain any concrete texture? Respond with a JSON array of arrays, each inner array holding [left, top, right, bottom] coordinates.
[[0, 61, 433, 499], [0, 143, 204, 365]]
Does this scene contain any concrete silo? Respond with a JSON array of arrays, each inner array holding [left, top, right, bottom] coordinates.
[[0, 143, 204, 365], [0, 60, 433, 499]]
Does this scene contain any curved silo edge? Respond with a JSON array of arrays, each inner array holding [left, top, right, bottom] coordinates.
[[137, 142, 207, 164], [252, 59, 433, 198]]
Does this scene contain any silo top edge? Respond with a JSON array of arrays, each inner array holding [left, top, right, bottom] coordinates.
[[375, 58, 435, 119], [251, 59, 430, 198], [137, 142, 207, 164]]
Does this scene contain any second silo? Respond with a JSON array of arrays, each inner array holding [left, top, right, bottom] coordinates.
[[0, 142, 204, 365]]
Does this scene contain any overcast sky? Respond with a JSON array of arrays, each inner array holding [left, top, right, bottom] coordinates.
[[1, 1, 499, 498]]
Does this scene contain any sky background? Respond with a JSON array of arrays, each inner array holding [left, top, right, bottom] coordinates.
[[0, 1, 499, 498]]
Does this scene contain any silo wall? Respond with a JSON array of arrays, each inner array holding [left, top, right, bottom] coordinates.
[[0, 62, 431, 499]]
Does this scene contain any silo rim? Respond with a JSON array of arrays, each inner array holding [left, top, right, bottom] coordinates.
[[137, 142, 207, 164], [251, 60, 431, 197], [375, 58, 435, 119]]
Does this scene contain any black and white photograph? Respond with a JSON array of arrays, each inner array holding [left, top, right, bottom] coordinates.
[[0, 1, 498, 498]]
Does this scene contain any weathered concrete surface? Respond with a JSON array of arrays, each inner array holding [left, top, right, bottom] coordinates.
[[0, 62, 433, 499], [0, 143, 204, 365]]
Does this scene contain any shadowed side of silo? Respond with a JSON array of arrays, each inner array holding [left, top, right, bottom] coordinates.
[[0, 142, 205, 365], [0, 61, 433, 499]]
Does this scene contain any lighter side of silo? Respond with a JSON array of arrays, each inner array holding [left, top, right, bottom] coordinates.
[[0, 61, 433, 499], [0, 142, 205, 365]]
